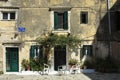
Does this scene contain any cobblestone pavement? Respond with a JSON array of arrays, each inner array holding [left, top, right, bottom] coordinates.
[[0, 73, 120, 80]]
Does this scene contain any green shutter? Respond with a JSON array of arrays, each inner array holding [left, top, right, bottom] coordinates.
[[54, 12, 58, 29], [39, 46, 43, 58], [89, 45, 93, 56], [30, 46, 35, 59], [63, 11, 68, 30]]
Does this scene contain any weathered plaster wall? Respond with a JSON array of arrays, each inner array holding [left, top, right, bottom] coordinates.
[[18, 8, 50, 40], [0, 44, 3, 71], [70, 8, 97, 40], [18, 0, 98, 41], [0, 0, 20, 7]]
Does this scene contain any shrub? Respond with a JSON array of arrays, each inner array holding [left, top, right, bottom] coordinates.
[[0, 71, 3, 75], [68, 58, 78, 66], [30, 58, 44, 71]]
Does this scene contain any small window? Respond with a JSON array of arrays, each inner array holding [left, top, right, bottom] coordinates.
[[81, 45, 93, 58], [2, 12, 16, 20], [80, 12, 88, 24]]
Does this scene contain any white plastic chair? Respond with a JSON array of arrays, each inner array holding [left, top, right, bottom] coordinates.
[[58, 65, 67, 74], [70, 64, 80, 74], [42, 63, 50, 75]]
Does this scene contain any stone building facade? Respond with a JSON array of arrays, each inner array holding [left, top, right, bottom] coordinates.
[[0, 0, 119, 73]]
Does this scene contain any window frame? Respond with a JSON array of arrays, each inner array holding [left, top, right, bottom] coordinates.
[[2, 11, 16, 21], [30, 45, 43, 59], [82, 45, 93, 57], [54, 11, 68, 30]]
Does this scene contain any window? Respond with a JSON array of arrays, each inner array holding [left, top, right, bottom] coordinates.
[[81, 45, 93, 58], [80, 12, 88, 24], [2, 12, 16, 20], [30, 46, 43, 59], [54, 11, 68, 30]]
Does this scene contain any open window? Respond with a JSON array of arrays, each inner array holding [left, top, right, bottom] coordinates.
[[54, 11, 68, 30]]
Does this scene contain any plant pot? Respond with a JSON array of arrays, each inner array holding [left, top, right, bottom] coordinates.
[[27, 66, 31, 71]]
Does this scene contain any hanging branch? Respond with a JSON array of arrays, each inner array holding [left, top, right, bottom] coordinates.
[[36, 34, 81, 48]]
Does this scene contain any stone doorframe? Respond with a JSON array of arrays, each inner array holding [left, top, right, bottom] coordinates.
[[2, 43, 20, 73]]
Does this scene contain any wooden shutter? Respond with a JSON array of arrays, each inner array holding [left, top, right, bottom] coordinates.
[[54, 12, 58, 29], [63, 11, 68, 30], [30, 46, 35, 59], [87, 45, 92, 56]]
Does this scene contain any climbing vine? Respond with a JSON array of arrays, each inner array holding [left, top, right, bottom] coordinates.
[[36, 34, 81, 48], [36, 33, 81, 63]]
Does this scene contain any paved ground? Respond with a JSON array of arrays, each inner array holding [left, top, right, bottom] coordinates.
[[0, 73, 120, 80]]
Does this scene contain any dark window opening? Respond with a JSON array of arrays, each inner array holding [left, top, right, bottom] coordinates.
[[3, 13, 8, 19], [10, 13, 15, 19], [80, 12, 88, 24], [58, 13, 64, 29]]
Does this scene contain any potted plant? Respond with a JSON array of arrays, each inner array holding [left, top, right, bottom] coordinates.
[[21, 59, 30, 71], [68, 58, 78, 68]]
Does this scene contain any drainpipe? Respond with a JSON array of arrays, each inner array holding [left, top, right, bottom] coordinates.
[[107, 0, 112, 57]]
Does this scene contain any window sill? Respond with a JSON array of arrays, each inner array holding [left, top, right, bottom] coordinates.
[[52, 29, 70, 34], [80, 23, 88, 25], [1, 19, 16, 21]]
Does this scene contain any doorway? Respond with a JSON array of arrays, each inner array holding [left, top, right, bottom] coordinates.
[[54, 46, 66, 70], [6, 47, 19, 72]]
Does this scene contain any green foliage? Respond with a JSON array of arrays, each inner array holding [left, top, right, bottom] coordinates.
[[30, 58, 44, 71], [68, 58, 78, 66], [36, 34, 81, 64], [0, 71, 3, 75], [36, 34, 81, 48]]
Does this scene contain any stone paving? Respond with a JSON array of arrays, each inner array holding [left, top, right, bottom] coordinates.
[[0, 73, 120, 80]]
